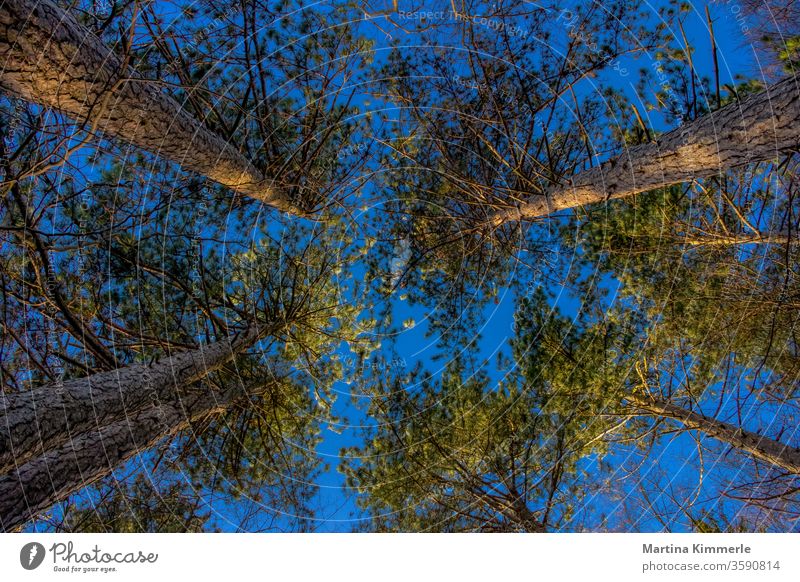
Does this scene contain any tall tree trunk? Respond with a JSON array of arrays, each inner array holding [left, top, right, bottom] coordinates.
[[0, 327, 261, 475], [0, 0, 299, 213], [0, 381, 247, 532], [490, 74, 800, 226], [628, 394, 800, 474]]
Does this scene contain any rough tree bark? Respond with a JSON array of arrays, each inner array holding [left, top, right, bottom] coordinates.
[[0, 327, 261, 475], [490, 74, 800, 226], [628, 394, 800, 474], [0, 381, 249, 532], [0, 0, 300, 212]]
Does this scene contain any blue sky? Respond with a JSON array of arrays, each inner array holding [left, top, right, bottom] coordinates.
[[24, 0, 786, 533]]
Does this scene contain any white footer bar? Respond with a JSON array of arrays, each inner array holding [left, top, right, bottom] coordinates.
[[1, 533, 798, 581]]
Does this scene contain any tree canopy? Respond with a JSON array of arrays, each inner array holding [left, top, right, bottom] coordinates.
[[0, 0, 798, 532]]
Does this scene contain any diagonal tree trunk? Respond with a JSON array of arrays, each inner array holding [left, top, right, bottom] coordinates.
[[0, 327, 262, 475], [0, 381, 249, 532], [628, 394, 800, 474], [679, 230, 797, 247], [619, 230, 797, 251], [0, 0, 299, 213], [490, 74, 800, 226]]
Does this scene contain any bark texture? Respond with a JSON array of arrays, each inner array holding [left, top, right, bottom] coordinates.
[[629, 394, 800, 474], [0, 328, 260, 475], [0, 0, 298, 212], [491, 74, 800, 226], [0, 382, 245, 532]]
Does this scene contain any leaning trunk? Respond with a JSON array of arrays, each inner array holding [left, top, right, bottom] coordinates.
[[628, 394, 800, 474], [0, 0, 298, 212], [0, 383, 245, 532], [0, 328, 260, 474], [680, 230, 797, 247], [491, 74, 800, 225]]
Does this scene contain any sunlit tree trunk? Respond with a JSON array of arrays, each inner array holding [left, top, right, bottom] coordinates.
[[491, 74, 800, 226], [628, 394, 800, 474], [0, 382, 247, 531], [0, 328, 260, 475], [0, 0, 299, 212]]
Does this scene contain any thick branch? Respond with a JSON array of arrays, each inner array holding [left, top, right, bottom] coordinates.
[[629, 394, 800, 474], [679, 230, 797, 246]]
